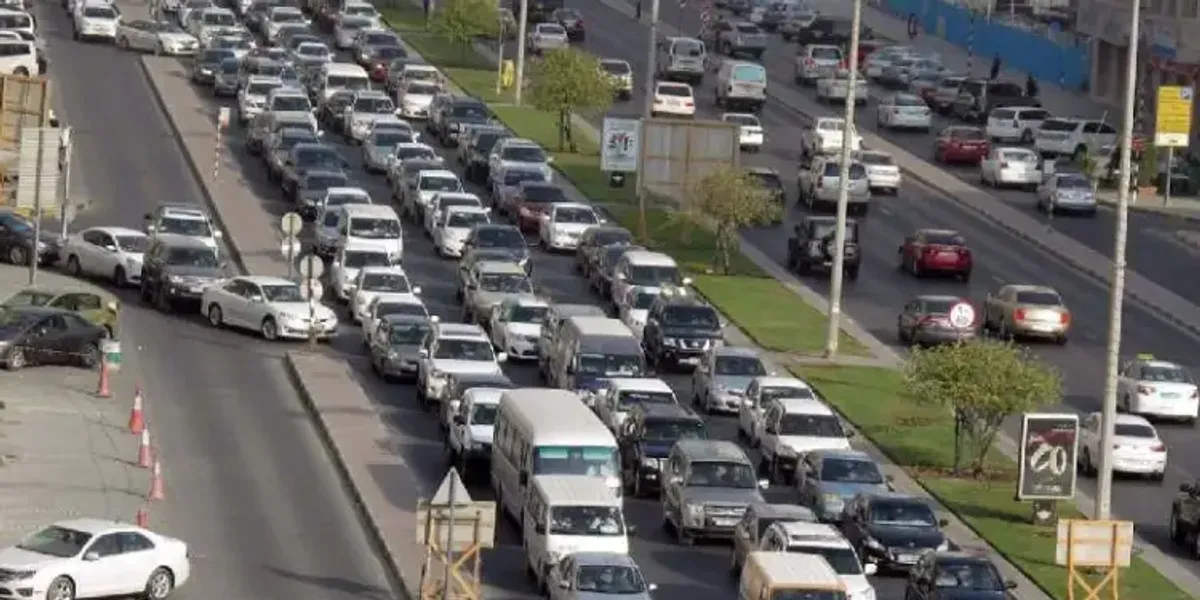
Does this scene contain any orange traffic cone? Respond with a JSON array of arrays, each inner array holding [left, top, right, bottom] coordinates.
[[95, 358, 111, 398], [137, 428, 152, 468], [135, 507, 148, 528], [147, 459, 165, 501], [128, 388, 145, 434]]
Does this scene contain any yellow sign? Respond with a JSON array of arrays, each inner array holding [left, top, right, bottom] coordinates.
[[500, 60, 515, 89], [1155, 85, 1194, 147]]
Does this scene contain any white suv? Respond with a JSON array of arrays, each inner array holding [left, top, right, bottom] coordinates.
[[985, 106, 1050, 144], [73, 1, 120, 41], [651, 81, 696, 117], [144, 205, 222, 249], [416, 322, 507, 407], [1034, 117, 1117, 158], [795, 44, 843, 85]]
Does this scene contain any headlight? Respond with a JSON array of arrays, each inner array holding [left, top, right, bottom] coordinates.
[[167, 275, 184, 284], [663, 338, 677, 347], [7, 570, 34, 580], [430, 369, 445, 379], [685, 504, 704, 519], [823, 492, 842, 505], [386, 350, 399, 361], [640, 457, 658, 468]]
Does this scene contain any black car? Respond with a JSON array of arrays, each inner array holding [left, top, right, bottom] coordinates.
[[434, 100, 492, 147], [461, 225, 532, 274], [619, 403, 707, 497], [551, 8, 585, 40], [840, 492, 949, 573], [576, 226, 635, 277], [139, 234, 225, 312], [0, 306, 107, 371], [0, 210, 59, 266], [905, 551, 1016, 600], [786, 216, 861, 279], [642, 292, 724, 371], [319, 90, 356, 129], [511, 0, 564, 23], [190, 48, 236, 85], [792, 16, 855, 46], [461, 129, 510, 183]]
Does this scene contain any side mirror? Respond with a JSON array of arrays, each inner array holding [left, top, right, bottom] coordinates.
[[103, 244, 118, 252], [213, 230, 223, 238], [626, 524, 638, 535], [863, 563, 878, 576], [648, 583, 659, 592], [757, 479, 770, 490], [1005, 580, 1018, 590], [83, 551, 100, 561], [143, 212, 152, 221], [546, 155, 554, 163], [558, 579, 570, 590], [938, 518, 949, 527], [249, 294, 264, 303], [496, 352, 508, 363]]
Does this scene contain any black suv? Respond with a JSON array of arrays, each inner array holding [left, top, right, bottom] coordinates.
[[618, 403, 707, 498], [791, 16, 855, 46], [786, 216, 861, 280], [140, 234, 225, 313], [642, 290, 724, 371]]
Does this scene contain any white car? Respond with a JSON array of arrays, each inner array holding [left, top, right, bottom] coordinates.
[[291, 41, 332, 67], [417, 322, 507, 406], [1034, 118, 1118, 158], [396, 79, 440, 120], [434, 205, 491, 257], [815, 70, 867, 104], [737, 375, 817, 444], [876, 92, 932, 132], [190, 7, 238, 46], [1036, 171, 1097, 215], [758, 398, 853, 482], [1118, 355, 1200, 423], [237, 75, 283, 123], [203, 275, 338, 340], [176, 0, 212, 29], [851, 150, 900, 195], [349, 265, 421, 324], [447, 388, 502, 473], [650, 81, 695, 117], [487, 295, 548, 359], [60, 226, 147, 286], [538, 202, 601, 251], [488, 138, 553, 185], [691, 346, 769, 414], [74, 2, 120, 42], [145, 204, 222, 248], [331, 244, 394, 301], [616, 285, 658, 341], [593, 377, 677, 432], [334, 15, 373, 49], [801, 117, 860, 156], [424, 191, 483, 237], [410, 169, 464, 218], [979, 147, 1042, 189], [116, 19, 199, 54], [722, 112, 763, 151], [794, 44, 842, 84], [263, 6, 306, 44], [343, 90, 397, 143], [985, 106, 1050, 143], [1078, 412, 1167, 480], [526, 22, 568, 54], [362, 127, 418, 173], [863, 46, 915, 79], [265, 88, 316, 129], [360, 295, 430, 346], [339, 1, 381, 26], [0, 519, 190, 600]]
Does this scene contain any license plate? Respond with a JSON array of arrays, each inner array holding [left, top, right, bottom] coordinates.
[[188, 286, 205, 293], [714, 518, 738, 527], [897, 554, 917, 564], [1030, 323, 1056, 332], [1161, 392, 1180, 399], [680, 357, 700, 365]]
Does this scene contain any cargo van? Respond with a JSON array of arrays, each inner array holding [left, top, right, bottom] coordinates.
[[546, 316, 645, 391], [522, 475, 631, 590], [313, 61, 370, 100], [739, 551, 847, 600], [716, 60, 767, 111]]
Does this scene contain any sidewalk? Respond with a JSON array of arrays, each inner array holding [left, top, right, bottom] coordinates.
[[1094, 189, 1200, 223]]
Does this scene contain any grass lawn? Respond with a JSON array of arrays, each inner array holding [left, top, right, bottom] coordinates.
[[795, 365, 1192, 600]]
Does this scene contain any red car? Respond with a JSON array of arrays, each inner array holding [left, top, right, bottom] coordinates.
[[367, 46, 407, 81], [934, 126, 990, 164], [898, 228, 972, 280], [513, 181, 566, 232], [857, 40, 887, 67]]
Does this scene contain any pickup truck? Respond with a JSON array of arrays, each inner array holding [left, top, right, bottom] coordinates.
[[800, 117, 861, 158], [712, 20, 767, 60], [951, 79, 1041, 124]]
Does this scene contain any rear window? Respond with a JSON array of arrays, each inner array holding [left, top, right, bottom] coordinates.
[[732, 64, 766, 83], [925, 231, 965, 245], [822, 162, 867, 179], [522, 185, 564, 203], [672, 39, 704, 56], [657, 84, 691, 97], [1040, 119, 1078, 132], [1115, 424, 1156, 438], [858, 152, 894, 166], [894, 95, 925, 107], [991, 109, 1015, 120], [948, 128, 984, 140], [810, 46, 841, 60], [1015, 291, 1062, 305]]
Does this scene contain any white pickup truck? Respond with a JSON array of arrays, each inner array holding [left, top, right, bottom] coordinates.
[[800, 117, 862, 158]]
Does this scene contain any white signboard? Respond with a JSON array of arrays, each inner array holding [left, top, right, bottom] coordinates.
[[948, 301, 975, 328], [601, 117, 640, 173], [1055, 519, 1133, 567]]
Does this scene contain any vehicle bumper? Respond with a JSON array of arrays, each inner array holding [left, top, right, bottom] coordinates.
[[240, 106, 263, 121], [660, 347, 705, 365], [707, 393, 745, 413], [439, 240, 465, 257], [503, 337, 539, 359], [1011, 322, 1068, 338], [665, 69, 704, 82], [213, 81, 238, 96], [277, 321, 338, 339], [380, 357, 420, 378], [566, 27, 585, 40], [546, 234, 582, 250], [941, 150, 986, 162], [1046, 199, 1097, 214], [863, 547, 928, 571], [995, 168, 1041, 185], [400, 105, 430, 119], [1111, 455, 1167, 475], [164, 287, 204, 302], [1131, 397, 1199, 419], [912, 327, 976, 345], [867, 173, 901, 191], [652, 105, 695, 117], [739, 133, 764, 147], [1035, 140, 1074, 155]]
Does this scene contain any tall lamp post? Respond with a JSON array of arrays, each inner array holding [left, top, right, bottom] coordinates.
[[637, 0, 662, 242]]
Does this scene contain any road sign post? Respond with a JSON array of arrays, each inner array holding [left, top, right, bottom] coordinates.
[[296, 253, 325, 349], [1155, 86, 1192, 208], [416, 469, 495, 600], [1017, 413, 1079, 526], [280, 212, 303, 280]]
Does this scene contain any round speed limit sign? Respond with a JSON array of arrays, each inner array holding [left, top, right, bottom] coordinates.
[[948, 301, 975, 328]]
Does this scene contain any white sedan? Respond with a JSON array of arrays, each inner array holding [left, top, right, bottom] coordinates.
[[116, 19, 200, 55], [360, 296, 430, 346], [979, 147, 1042, 189], [0, 518, 190, 600], [1078, 412, 1167, 480], [434, 206, 491, 258], [815, 70, 868, 105], [488, 296, 549, 359], [722, 112, 764, 151], [1118, 356, 1200, 423], [60, 226, 147, 287], [539, 202, 602, 251], [203, 275, 339, 340], [875, 92, 932, 132], [349, 266, 422, 324], [650, 81, 696, 117]]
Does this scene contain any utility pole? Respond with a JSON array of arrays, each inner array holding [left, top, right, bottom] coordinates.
[[823, 0, 863, 358], [58, 126, 72, 239], [1096, 0, 1141, 522], [27, 127, 49, 286], [513, 0, 529, 106], [637, 0, 661, 242]]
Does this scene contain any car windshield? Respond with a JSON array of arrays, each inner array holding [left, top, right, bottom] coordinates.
[[504, 170, 546, 186], [298, 44, 328, 57], [817, 120, 845, 131], [787, 545, 863, 575], [115, 235, 148, 253], [219, 59, 240, 74], [821, 163, 868, 179], [396, 146, 435, 161], [166, 247, 220, 267], [935, 562, 1004, 590], [354, 97, 394, 113], [521, 185, 564, 203], [1000, 150, 1037, 163], [715, 355, 765, 376], [601, 61, 631, 75], [434, 338, 495, 360], [644, 418, 706, 441], [821, 457, 884, 483], [451, 103, 489, 119], [305, 174, 347, 190], [760, 385, 814, 401], [811, 46, 841, 59], [1141, 364, 1192, 383], [1057, 175, 1091, 189], [578, 353, 643, 377], [501, 145, 546, 162], [201, 50, 235, 63], [272, 96, 310, 111], [247, 82, 280, 96], [470, 403, 497, 425], [377, 302, 427, 318], [631, 291, 656, 309], [687, 461, 757, 488], [261, 283, 303, 302], [869, 500, 937, 526], [628, 265, 681, 286], [535, 445, 618, 476], [1115, 423, 1156, 438], [780, 413, 844, 437], [549, 505, 623, 536], [474, 227, 525, 249], [509, 304, 547, 323], [894, 95, 926, 107], [921, 298, 959, 314], [664, 305, 719, 329], [1, 291, 54, 307], [732, 64, 766, 82], [17, 526, 91, 559], [1015, 291, 1061, 305], [858, 152, 894, 166], [420, 176, 460, 192], [159, 217, 212, 237], [364, 32, 397, 45], [341, 17, 370, 29], [345, 5, 376, 16], [386, 322, 430, 344], [673, 39, 703, 56], [361, 273, 410, 292], [446, 211, 489, 228], [342, 250, 390, 268], [555, 207, 597, 224], [84, 6, 118, 17], [925, 231, 965, 245], [810, 221, 858, 242], [948, 128, 985, 140], [478, 273, 532, 293], [537, 24, 566, 35], [616, 389, 675, 409], [657, 84, 691, 97], [297, 148, 342, 170], [575, 565, 645, 594], [407, 82, 439, 95], [724, 114, 759, 126], [349, 217, 401, 239]]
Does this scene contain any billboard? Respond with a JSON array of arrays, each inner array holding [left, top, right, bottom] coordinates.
[[637, 118, 738, 205], [1017, 413, 1079, 501]]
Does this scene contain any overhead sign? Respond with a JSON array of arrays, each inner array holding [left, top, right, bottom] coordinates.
[[1017, 413, 1079, 501], [1155, 85, 1193, 147], [600, 117, 640, 173]]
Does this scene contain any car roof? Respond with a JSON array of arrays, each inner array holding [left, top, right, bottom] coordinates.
[[621, 250, 676, 267], [753, 375, 809, 388], [86, 226, 145, 237], [326, 186, 370, 196], [552, 202, 591, 212], [776, 397, 834, 415], [607, 377, 674, 392], [752, 502, 817, 521], [807, 448, 873, 462], [435, 322, 487, 339], [1111, 413, 1155, 427], [152, 233, 213, 249], [475, 260, 525, 274], [238, 275, 296, 286], [571, 552, 639, 567], [419, 169, 458, 179], [914, 294, 967, 304], [53, 518, 134, 535], [675, 439, 747, 462]]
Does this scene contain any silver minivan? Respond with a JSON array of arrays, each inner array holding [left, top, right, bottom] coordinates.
[[715, 60, 767, 112]]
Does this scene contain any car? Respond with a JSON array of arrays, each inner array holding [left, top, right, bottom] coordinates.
[[190, 7, 241, 47], [691, 346, 769, 414], [800, 117, 860, 157], [985, 106, 1051, 143], [390, 63, 442, 95], [815, 70, 868, 105], [352, 27, 401, 65], [757, 397, 853, 484], [190, 47, 235, 84], [73, 1, 120, 42], [488, 137, 553, 185], [416, 321, 507, 407], [854, 150, 900, 195], [795, 450, 891, 522], [1036, 171, 1098, 216], [617, 403, 706, 498], [757, 521, 877, 599], [405, 169, 464, 224], [722, 112, 764, 152], [979, 146, 1042, 189], [361, 126, 418, 173], [1077, 412, 1167, 480], [359, 292, 429, 345], [385, 142, 439, 185], [485, 295, 547, 359], [661, 439, 767, 545], [237, 75, 284, 123], [116, 19, 200, 54], [576, 225, 635, 276], [737, 375, 817, 444], [538, 203, 602, 251], [461, 260, 536, 324], [362, 44, 407, 81], [876, 92, 932, 131], [600, 58, 633, 99], [933, 125, 990, 164], [511, 181, 567, 233], [793, 43, 842, 85], [981, 284, 1071, 343], [366, 313, 434, 382], [840, 492, 949, 572], [396, 79, 440, 120], [329, 244, 392, 302], [1118, 355, 1200, 423], [897, 294, 978, 346], [0, 519, 191, 597], [426, 192, 484, 239], [650, 81, 696, 117], [546, 552, 656, 600], [264, 128, 322, 182], [445, 383, 507, 479], [202, 275, 337, 340], [898, 228, 972, 281], [461, 226, 532, 273], [526, 21, 568, 54], [291, 40, 331, 69], [785, 216, 860, 279], [797, 155, 870, 213], [879, 55, 943, 89], [433, 205, 490, 258], [614, 283, 655, 340], [144, 204, 222, 249], [906, 551, 1016, 600], [207, 33, 253, 60], [263, 6, 305, 44], [1, 284, 120, 336], [0, 306, 108, 370], [551, 7, 585, 40], [926, 74, 967, 113], [333, 14, 372, 49], [342, 90, 397, 143], [729, 503, 819, 573], [592, 244, 647, 301], [642, 286, 724, 371], [594, 377, 678, 432], [349, 265, 421, 324], [139, 234, 224, 312], [1033, 117, 1118, 159], [1170, 480, 1200, 557], [209, 56, 240, 96], [60, 226, 148, 287]]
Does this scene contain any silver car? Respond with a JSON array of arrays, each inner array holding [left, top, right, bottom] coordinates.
[[362, 128, 417, 173], [1037, 171, 1097, 216], [526, 22, 568, 54], [368, 314, 434, 382], [691, 346, 768, 414], [546, 552, 657, 600], [334, 15, 372, 49], [461, 260, 536, 324], [212, 57, 241, 96]]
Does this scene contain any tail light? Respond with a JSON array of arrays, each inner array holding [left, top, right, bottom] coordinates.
[[804, 58, 815, 67], [1138, 385, 1155, 395], [1014, 308, 1027, 321], [1152, 443, 1167, 453], [1060, 312, 1071, 325], [684, 101, 694, 107]]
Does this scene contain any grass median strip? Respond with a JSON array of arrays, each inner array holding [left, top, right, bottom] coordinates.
[[796, 364, 1191, 600]]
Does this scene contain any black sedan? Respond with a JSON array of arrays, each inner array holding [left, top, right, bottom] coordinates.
[[905, 551, 1017, 600], [0, 307, 107, 370], [0, 210, 60, 266], [840, 492, 949, 573]]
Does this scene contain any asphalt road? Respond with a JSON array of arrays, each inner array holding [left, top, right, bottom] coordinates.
[[35, 3, 395, 598]]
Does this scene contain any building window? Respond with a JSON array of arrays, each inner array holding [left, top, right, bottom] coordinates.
[[1187, 0, 1198, 17]]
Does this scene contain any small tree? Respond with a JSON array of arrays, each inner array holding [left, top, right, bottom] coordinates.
[[431, 0, 498, 63], [905, 338, 1062, 477], [681, 166, 780, 274], [527, 48, 615, 152]]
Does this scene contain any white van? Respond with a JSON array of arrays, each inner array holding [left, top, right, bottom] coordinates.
[[323, 204, 403, 260], [315, 62, 370, 101], [523, 475, 631, 590], [716, 60, 767, 112], [492, 388, 620, 520]]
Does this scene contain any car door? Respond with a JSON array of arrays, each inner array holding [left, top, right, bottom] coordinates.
[[109, 531, 158, 594], [980, 148, 997, 178], [241, 279, 268, 326], [67, 293, 107, 330], [79, 230, 112, 275], [215, 280, 248, 327], [662, 452, 683, 518], [760, 404, 782, 460]]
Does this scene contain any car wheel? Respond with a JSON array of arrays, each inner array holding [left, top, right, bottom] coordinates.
[[1170, 509, 1186, 544], [114, 266, 128, 287], [207, 304, 224, 328], [79, 342, 100, 369], [46, 575, 74, 600], [66, 255, 82, 277], [154, 287, 171, 313], [5, 345, 26, 371], [13, 66, 27, 76], [8, 245, 27, 265], [1080, 448, 1096, 477]]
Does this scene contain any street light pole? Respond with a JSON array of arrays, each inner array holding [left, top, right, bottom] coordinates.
[[514, 0, 529, 105], [1096, 0, 1141, 521], [636, 0, 661, 242], [823, 0, 863, 358]]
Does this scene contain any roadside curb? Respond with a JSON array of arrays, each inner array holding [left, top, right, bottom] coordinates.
[[283, 352, 416, 600], [1094, 194, 1200, 225]]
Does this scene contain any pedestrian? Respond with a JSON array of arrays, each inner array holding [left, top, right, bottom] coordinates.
[[990, 53, 1001, 80], [1025, 73, 1039, 98]]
